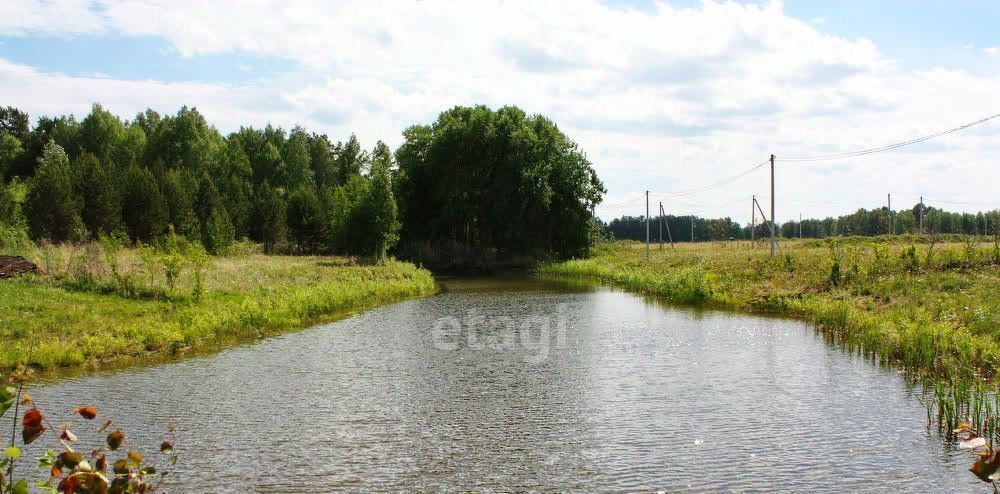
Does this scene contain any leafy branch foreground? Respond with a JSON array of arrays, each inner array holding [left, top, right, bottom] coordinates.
[[1, 365, 177, 494], [0, 240, 437, 372]]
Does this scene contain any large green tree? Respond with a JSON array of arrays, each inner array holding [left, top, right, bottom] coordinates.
[[73, 152, 121, 237], [0, 107, 29, 143], [286, 186, 326, 254], [334, 134, 367, 184], [254, 181, 287, 254], [24, 141, 83, 242], [366, 141, 400, 260], [395, 105, 605, 264], [0, 132, 22, 179], [121, 165, 168, 242], [160, 169, 200, 239]]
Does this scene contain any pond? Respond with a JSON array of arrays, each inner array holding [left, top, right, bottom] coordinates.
[[9, 277, 983, 492]]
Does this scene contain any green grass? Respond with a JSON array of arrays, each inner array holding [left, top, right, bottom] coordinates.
[[0, 244, 437, 372], [540, 237, 1000, 381]]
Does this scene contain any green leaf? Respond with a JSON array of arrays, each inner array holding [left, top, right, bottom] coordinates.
[[0, 385, 15, 418], [13, 479, 30, 494]]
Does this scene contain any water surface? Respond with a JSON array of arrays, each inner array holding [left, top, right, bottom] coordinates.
[[10, 278, 982, 492]]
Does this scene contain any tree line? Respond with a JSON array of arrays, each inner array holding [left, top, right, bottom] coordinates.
[[0, 103, 604, 265], [607, 204, 1000, 242]]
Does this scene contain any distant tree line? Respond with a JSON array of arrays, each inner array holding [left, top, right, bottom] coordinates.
[[607, 205, 1000, 242], [607, 215, 743, 242], [0, 104, 398, 258], [0, 103, 604, 265]]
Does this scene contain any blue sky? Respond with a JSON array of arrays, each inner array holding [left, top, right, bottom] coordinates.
[[4, 1, 998, 82], [0, 35, 295, 83], [0, 0, 998, 221]]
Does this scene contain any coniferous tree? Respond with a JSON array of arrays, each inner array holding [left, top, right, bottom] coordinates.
[[335, 134, 367, 183], [218, 139, 253, 238], [193, 173, 235, 251], [328, 174, 368, 254], [16, 116, 80, 177], [309, 133, 337, 188], [202, 207, 235, 254], [24, 141, 83, 242], [254, 181, 286, 254], [160, 169, 200, 240], [121, 165, 167, 242], [74, 152, 121, 237], [286, 186, 326, 254]]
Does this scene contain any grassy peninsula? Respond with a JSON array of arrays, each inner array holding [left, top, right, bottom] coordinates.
[[0, 242, 436, 372]]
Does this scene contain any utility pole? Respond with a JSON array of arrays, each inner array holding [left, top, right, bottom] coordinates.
[[919, 195, 924, 234], [645, 190, 650, 260], [751, 195, 756, 246], [658, 201, 663, 250], [691, 215, 695, 243], [799, 212, 802, 239], [770, 154, 776, 257]]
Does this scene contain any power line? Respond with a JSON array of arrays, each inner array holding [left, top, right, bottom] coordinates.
[[653, 194, 755, 214], [777, 112, 1000, 162], [924, 197, 998, 207], [653, 159, 770, 197]]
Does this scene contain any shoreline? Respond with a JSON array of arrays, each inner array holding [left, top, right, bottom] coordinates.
[[538, 239, 1000, 382], [0, 250, 438, 377]]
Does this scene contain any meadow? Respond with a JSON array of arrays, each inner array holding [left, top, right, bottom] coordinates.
[[0, 240, 437, 372], [541, 235, 1000, 381]]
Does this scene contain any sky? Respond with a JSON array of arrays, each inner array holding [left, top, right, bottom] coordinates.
[[1, 0, 998, 223]]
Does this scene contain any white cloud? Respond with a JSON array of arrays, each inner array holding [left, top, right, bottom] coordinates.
[[986, 47, 1000, 56], [1, 0, 999, 222]]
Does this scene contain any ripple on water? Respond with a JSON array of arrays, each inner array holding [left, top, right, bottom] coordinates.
[[6, 280, 985, 493]]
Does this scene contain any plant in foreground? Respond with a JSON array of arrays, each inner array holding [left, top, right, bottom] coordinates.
[[1, 365, 177, 494], [955, 422, 1000, 492]]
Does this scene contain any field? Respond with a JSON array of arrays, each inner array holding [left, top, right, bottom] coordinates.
[[0, 242, 437, 372], [541, 235, 1000, 382]]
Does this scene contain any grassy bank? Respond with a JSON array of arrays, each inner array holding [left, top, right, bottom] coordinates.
[[0, 243, 437, 372], [540, 236, 1000, 381]]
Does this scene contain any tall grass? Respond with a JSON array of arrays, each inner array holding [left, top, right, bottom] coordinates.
[[540, 238, 1000, 381], [0, 242, 437, 372]]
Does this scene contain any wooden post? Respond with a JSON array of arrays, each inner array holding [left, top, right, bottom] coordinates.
[[770, 154, 776, 257], [645, 190, 650, 260]]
